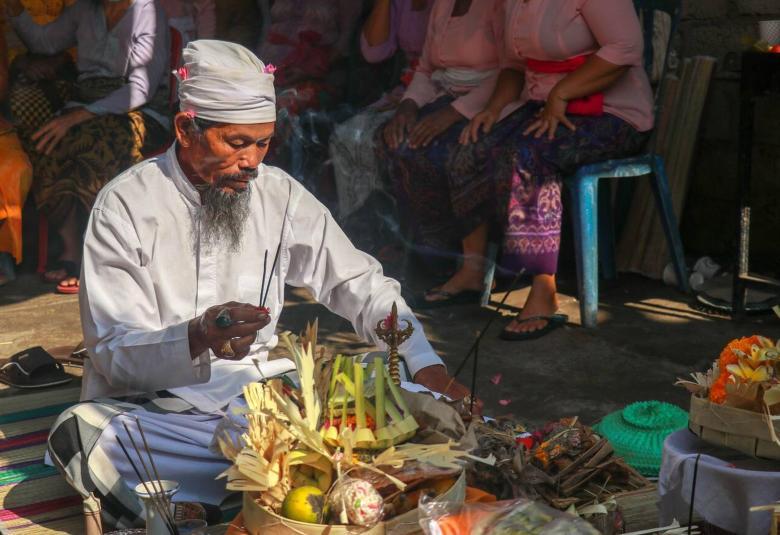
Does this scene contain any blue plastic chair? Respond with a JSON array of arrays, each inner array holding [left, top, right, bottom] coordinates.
[[481, 0, 691, 320], [565, 0, 691, 328]]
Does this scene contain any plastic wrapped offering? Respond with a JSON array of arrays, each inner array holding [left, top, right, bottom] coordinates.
[[419, 498, 600, 535], [328, 477, 384, 527]]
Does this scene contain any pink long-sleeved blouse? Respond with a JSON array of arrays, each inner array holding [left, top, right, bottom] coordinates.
[[504, 0, 654, 132], [403, 0, 513, 119]]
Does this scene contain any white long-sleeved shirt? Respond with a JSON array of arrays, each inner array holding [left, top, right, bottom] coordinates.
[[79, 144, 443, 412]]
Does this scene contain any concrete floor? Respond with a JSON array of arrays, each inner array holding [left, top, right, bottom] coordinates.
[[3, 270, 779, 427]]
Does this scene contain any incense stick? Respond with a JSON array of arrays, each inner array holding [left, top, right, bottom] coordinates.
[[136, 423, 174, 535], [261, 242, 281, 308], [116, 436, 178, 535], [687, 454, 701, 535], [121, 422, 179, 534], [453, 268, 526, 379], [260, 251, 268, 307], [438, 268, 525, 414], [116, 437, 173, 533], [260, 182, 292, 309], [122, 428, 177, 535], [135, 417, 165, 494]]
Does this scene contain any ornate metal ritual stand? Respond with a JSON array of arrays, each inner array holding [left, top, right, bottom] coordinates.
[[375, 302, 414, 385]]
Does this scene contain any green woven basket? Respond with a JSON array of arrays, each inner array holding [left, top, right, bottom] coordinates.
[[594, 401, 688, 477]]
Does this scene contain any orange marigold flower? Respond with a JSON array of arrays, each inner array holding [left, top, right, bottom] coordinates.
[[709, 336, 764, 404], [534, 448, 550, 468]]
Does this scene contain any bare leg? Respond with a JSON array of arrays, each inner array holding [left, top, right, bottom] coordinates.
[[504, 274, 559, 334], [425, 223, 488, 301], [43, 206, 80, 286]]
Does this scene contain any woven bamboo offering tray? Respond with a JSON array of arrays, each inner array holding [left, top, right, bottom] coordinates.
[[677, 334, 780, 460], [215, 318, 492, 534]]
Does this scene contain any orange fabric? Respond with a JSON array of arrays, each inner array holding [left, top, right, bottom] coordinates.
[[0, 129, 33, 263], [465, 486, 497, 503]]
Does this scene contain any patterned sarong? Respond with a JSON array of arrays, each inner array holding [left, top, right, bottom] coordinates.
[[377, 97, 648, 275], [47, 393, 204, 529]]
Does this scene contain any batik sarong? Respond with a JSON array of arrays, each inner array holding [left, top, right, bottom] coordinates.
[[377, 97, 647, 275], [9, 77, 168, 224]]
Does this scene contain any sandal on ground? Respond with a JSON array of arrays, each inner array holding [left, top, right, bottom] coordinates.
[[42, 259, 80, 284], [410, 287, 483, 309], [56, 277, 80, 295], [499, 313, 569, 341], [0, 346, 72, 389]]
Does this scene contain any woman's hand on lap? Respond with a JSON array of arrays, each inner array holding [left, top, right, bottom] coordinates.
[[383, 99, 418, 149], [523, 89, 576, 140], [408, 105, 463, 149], [32, 107, 95, 155], [460, 108, 498, 145]]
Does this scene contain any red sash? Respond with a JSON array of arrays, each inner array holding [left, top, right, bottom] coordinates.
[[525, 55, 604, 116], [266, 30, 331, 85]]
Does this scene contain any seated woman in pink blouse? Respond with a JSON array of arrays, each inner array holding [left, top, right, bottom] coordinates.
[[330, 0, 432, 229], [376, 0, 518, 278], [432, 0, 653, 340]]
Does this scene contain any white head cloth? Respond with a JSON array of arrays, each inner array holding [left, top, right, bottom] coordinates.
[[175, 40, 276, 124]]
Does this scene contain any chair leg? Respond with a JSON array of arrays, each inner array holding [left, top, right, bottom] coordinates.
[[597, 182, 617, 281], [569, 176, 600, 328], [650, 155, 691, 294], [481, 242, 498, 307]]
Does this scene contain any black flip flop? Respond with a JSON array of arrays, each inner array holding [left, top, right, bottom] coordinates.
[[499, 314, 569, 341], [410, 288, 483, 309], [0, 346, 72, 389]]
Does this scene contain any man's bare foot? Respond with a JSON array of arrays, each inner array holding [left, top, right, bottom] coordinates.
[[505, 274, 559, 334]]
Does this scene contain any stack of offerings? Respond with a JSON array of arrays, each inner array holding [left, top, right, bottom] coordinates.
[[216, 321, 493, 535], [677, 335, 780, 459]]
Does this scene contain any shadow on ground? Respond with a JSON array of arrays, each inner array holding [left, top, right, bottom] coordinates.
[[2, 271, 779, 428]]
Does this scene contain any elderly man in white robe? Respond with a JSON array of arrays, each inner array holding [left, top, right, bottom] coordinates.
[[46, 40, 475, 529]]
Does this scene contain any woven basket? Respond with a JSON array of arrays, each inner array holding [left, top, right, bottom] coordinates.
[[688, 394, 780, 460], [595, 401, 688, 476], [242, 471, 466, 535]]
